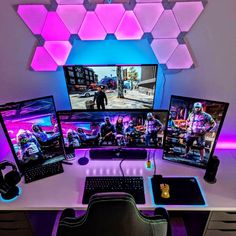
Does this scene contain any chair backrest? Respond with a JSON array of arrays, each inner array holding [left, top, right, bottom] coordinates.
[[57, 192, 169, 236]]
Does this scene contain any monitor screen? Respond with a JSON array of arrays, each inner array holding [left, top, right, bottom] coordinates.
[[63, 65, 158, 110], [0, 96, 65, 172], [57, 109, 168, 149], [163, 95, 229, 168]]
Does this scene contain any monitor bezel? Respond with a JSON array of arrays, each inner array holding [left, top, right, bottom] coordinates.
[[57, 108, 169, 150], [163, 95, 229, 169], [63, 64, 158, 110], [0, 95, 66, 174]]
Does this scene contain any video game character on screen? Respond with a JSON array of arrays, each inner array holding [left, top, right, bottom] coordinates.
[[144, 112, 164, 146], [63, 65, 158, 110], [99, 116, 116, 145], [58, 110, 168, 149], [163, 96, 229, 168], [0, 97, 65, 168]]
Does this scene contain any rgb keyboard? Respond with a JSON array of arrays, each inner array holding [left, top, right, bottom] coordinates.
[[24, 162, 64, 183], [82, 176, 145, 204]]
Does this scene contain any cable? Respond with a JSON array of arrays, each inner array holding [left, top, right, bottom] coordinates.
[[153, 150, 157, 176], [119, 158, 125, 177], [160, 72, 167, 108]]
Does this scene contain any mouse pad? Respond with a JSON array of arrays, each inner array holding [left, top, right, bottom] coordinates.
[[151, 177, 205, 205]]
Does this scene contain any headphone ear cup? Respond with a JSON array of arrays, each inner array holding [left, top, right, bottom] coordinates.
[[4, 170, 21, 187]]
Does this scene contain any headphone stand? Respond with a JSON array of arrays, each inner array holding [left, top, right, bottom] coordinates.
[[1, 186, 20, 200]]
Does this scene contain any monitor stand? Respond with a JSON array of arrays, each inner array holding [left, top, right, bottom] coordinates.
[[90, 148, 147, 160]]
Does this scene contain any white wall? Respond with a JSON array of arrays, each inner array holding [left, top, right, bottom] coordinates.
[[1, 0, 236, 159]]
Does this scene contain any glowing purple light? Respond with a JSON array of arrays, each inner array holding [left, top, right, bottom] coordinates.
[[95, 4, 125, 34], [44, 41, 72, 65], [151, 39, 178, 64], [134, 3, 164, 32], [17, 5, 47, 34], [31, 47, 58, 71], [173, 2, 204, 32], [136, 0, 162, 2], [115, 11, 143, 40], [152, 10, 180, 39], [167, 44, 193, 69], [41, 12, 71, 41], [216, 142, 236, 149], [56, 5, 86, 34], [78, 12, 107, 40], [56, 0, 84, 4]]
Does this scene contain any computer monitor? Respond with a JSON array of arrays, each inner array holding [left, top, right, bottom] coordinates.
[[0, 96, 65, 173], [163, 95, 229, 168], [57, 109, 168, 159], [63, 65, 158, 110]]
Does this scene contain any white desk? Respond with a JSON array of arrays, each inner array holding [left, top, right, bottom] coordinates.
[[0, 149, 236, 211]]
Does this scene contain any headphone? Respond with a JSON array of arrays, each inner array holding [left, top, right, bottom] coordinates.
[[0, 161, 21, 200]]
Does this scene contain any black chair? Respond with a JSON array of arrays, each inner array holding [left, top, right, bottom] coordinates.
[[57, 192, 171, 236]]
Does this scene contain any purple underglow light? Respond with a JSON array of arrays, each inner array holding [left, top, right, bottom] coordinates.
[[115, 11, 143, 40], [151, 39, 178, 64], [134, 3, 164, 32], [41, 12, 71, 41], [44, 41, 72, 66], [173, 2, 204, 32], [216, 142, 236, 149], [136, 0, 162, 2], [56, 5, 86, 34], [17, 5, 48, 34], [56, 0, 84, 4], [95, 4, 125, 34], [167, 44, 193, 69], [78, 12, 107, 40], [31, 47, 58, 71], [152, 10, 180, 39]]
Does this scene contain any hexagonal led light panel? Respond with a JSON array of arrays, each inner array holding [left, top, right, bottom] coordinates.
[[17, 0, 206, 71]]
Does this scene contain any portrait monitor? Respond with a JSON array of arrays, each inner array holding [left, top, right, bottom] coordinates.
[[163, 95, 229, 168], [57, 109, 168, 152], [63, 64, 158, 110], [0, 96, 65, 173]]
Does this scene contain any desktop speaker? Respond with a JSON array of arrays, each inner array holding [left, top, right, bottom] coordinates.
[[204, 155, 220, 184], [90, 149, 147, 160]]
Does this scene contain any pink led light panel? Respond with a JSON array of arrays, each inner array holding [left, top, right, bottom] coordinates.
[[56, 0, 84, 4], [151, 39, 178, 64], [167, 45, 193, 69], [115, 11, 143, 40], [41, 12, 71, 41], [152, 10, 180, 39], [134, 3, 164, 32], [17, 5, 47, 34], [95, 4, 125, 34], [57, 5, 86, 34], [78, 12, 107, 40], [173, 2, 204, 32], [44, 41, 72, 65], [17, 1, 207, 71], [136, 0, 162, 2], [31, 47, 58, 71]]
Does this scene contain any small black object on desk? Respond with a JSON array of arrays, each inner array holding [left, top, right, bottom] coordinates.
[[204, 155, 220, 184]]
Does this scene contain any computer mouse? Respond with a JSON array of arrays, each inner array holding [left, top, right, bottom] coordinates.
[[160, 184, 170, 199]]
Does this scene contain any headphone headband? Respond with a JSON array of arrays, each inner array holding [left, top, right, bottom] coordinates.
[[0, 161, 17, 171]]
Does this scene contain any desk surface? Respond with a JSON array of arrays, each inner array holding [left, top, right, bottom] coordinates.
[[0, 149, 236, 211]]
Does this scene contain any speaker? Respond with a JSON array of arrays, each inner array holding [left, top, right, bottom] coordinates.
[[90, 148, 147, 160], [204, 155, 220, 184]]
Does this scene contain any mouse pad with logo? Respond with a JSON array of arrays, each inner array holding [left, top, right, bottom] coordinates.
[[151, 177, 205, 205]]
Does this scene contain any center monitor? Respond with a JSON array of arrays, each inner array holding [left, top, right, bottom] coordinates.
[[63, 65, 158, 110], [57, 109, 168, 159]]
